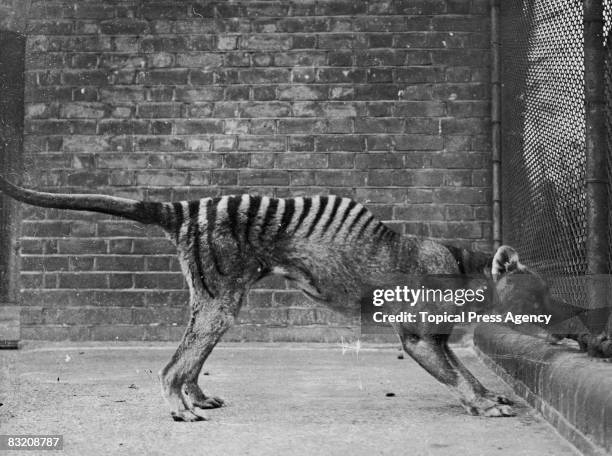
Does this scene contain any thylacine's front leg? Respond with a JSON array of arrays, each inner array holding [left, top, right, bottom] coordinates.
[[441, 344, 514, 408], [159, 293, 239, 422], [398, 331, 515, 417]]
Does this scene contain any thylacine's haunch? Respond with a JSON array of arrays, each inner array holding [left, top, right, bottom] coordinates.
[[0, 175, 515, 420]]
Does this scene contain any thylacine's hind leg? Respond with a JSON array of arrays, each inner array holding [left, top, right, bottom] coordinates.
[[159, 292, 241, 422], [398, 331, 515, 417]]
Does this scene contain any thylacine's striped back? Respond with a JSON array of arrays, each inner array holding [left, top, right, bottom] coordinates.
[[169, 195, 398, 250], [162, 194, 399, 299]]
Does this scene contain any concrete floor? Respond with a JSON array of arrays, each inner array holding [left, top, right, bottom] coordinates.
[[0, 342, 580, 456]]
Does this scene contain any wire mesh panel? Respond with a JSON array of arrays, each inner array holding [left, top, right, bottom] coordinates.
[[500, 1, 589, 308], [604, 2, 612, 309]]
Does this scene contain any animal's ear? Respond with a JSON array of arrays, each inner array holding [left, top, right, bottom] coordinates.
[[491, 245, 521, 282]]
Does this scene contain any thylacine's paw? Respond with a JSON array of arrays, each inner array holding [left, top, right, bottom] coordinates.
[[582, 333, 612, 358], [183, 383, 225, 409], [170, 408, 208, 422], [483, 391, 514, 405], [463, 398, 516, 417], [189, 394, 224, 409], [482, 404, 516, 417]]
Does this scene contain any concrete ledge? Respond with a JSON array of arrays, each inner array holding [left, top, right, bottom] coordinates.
[[0, 305, 19, 348], [474, 324, 612, 456]]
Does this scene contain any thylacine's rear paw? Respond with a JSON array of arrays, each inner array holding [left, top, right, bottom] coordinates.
[[484, 391, 514, 405], [482, 404, 515, 417], [463, 398, 516, 417], [183, 382, 225, 409]]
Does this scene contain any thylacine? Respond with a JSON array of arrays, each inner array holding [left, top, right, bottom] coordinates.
[[0, 176, 515, 421]]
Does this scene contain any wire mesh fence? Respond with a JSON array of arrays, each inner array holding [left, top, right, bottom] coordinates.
[[605, 2, 612, 329], [501, 1, 587, 304], [500, 1, 612, 334]]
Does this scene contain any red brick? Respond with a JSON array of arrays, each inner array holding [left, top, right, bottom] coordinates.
[[57, 239, 106, 255], [58, 273, 108, 289], [241, 35, 292, 51], [356, 153, 403, 169], [21, 256, 69, 272], [430, 222, 483, 239], [175, 87, 224, 101], [238, 170, 290, 186], [137, 103, 182, 118], [433, 187, 490, 205], [316, 135, 364, 152], [278, 85, 327, 101], [355, 118, 403, 133], [95, 255, 144, 271], [240, 102, 291, 118], [315, 171, 366, 187], [276, 153, 327, 169], [100, 19, 149, 35], [175, 119, 224, 135], [134, 273, 185, 289], [278, 119, 326, 134], [238, 136, 285, 151]]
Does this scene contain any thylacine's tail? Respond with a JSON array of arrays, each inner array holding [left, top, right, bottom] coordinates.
[[0, 175, 175, 230]]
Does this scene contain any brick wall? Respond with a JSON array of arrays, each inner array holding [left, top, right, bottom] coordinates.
[[10, 0, 491, 341], [0, 0, 31, 32]]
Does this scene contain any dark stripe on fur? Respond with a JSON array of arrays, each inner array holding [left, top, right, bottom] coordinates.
[[347, 207, 368, 237], [322, 196, 342, 235], [293, 197, 312, 234], [188, 200, 214, 298], [372, 223, 384, 237], [206, 198, 225, 275], [278, 198, 295, 237], [245, 195, 262, 245], [356, 215, 374, 239], [306, 196, 328, 238], [226, 196, 241, 246], [172, 202, 183, 243], [261, 198, 279, 240], [333, 200, 356, 239]]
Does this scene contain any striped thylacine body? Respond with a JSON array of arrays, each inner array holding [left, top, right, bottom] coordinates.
[[170, 194, 406, 307], [0, 177, 516, 420]]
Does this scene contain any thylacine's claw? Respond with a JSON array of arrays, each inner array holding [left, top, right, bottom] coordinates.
[[484, 391, 514, 405], [191, 395, 224, 409], [171, 409, 206, 422], [483, 404, 516, 417], [183, 382, 225, 409]]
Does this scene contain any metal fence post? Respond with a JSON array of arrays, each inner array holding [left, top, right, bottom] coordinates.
[[490, 0, 502, 250], [584, 0, 610, 335]]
